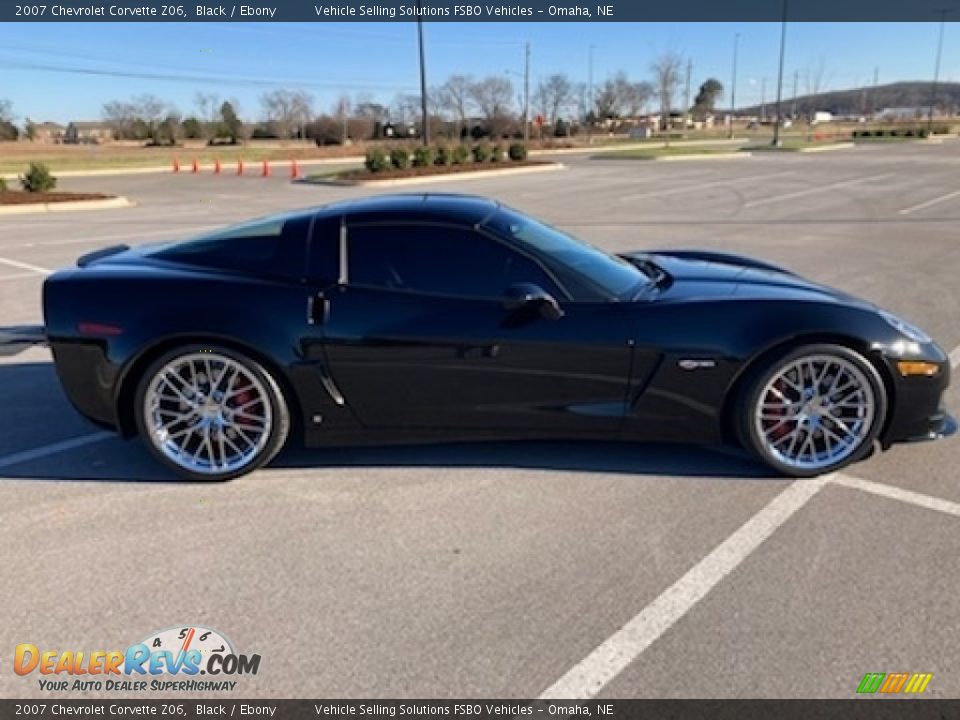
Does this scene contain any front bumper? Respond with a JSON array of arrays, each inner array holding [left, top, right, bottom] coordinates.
[[878, 343, 953, 446]]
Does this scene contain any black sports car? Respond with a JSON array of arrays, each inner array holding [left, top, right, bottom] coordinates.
[[33, 193, 953, 481]]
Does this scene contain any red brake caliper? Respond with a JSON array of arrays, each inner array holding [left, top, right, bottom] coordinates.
[[767, 379, 792, 441]]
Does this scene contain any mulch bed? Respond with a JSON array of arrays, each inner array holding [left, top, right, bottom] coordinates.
[[333, 159, 551, 182], [0, 191, 113, 205]]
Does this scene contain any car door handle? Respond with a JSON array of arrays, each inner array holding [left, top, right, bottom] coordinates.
[[307, 293, 330, 325]]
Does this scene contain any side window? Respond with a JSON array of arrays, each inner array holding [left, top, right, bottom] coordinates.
[[152, 212, 310, 278], [307, 216, 341, 284], [347, 225, 560, 299]]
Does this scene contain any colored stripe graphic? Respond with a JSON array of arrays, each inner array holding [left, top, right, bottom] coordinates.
[[857, 673, 885, 694], [904, 673, 933, 694], [857, 672, 932, 694], [880, 673, 909, 693]]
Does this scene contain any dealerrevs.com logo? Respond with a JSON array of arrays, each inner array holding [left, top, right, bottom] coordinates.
[[14, 626, 261, 693]]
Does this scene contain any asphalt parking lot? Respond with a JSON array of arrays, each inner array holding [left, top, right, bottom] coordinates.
[[1, 141, 959, 699]]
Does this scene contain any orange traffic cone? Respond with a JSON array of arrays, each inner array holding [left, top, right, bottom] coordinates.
[[237, 159, 244, 176], [290, 159, 301, 179], [172, 156, 180, 173], [214, 158, 221, 174], [191, 158, 199, 174], [261, 159, 271, 177]]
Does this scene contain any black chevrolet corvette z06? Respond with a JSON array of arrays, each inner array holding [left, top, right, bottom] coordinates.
[[34, 193, 953, 481]]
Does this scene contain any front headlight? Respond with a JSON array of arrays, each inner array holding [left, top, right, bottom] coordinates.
[[879, 310, 932, 344]]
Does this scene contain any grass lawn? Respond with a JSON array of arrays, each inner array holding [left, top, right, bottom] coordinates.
[[598, 145, 740, 159]]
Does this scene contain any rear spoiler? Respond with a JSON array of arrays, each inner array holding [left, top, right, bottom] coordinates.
[[0, 325, 47, 357], [77, 244, 129, 268], [648, 249, 797, 276]]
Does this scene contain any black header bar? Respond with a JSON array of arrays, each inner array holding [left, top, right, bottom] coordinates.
[[3, 0, 959, 22]]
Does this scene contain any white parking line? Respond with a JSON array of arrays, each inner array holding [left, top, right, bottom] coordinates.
[[0, 432, 113, 471], [950, 344, 960, 370], [834, 474, 960, 519], [743, 173, 893, 209], [539, 475, 831, 699], [618, 172, 792, 202], [0, 257, 51, 276], [898, 189, 960, 216]]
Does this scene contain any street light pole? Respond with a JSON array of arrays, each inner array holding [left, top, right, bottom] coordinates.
[[928, 8, 951, 132], [729, 32, 739, 139], [524, 42, 530, 142], [416, 2, 429, 146], [772, 0, 788, 147]]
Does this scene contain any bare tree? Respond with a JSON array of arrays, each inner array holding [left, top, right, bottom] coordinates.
[[804, 58, 831, 113], [391, 93, 421, 125], [260, 89, 314, 139], [594, 72, 654, 120], [651, 52, 684, 132], [536, 73, 575, 124], [0, 99, 13, 123], [469, 76, 514, 137], [438, 74, 475, 138]]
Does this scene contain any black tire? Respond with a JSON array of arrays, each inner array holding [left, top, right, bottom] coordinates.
[[738, 343, 887, 477], [134, 344, 290, 482]]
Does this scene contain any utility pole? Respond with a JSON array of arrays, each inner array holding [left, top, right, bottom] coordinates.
[[684, 57, 692, 129], [730, 32, 739, 139], [761, 78, 767, 122], [587, 44, 595, 139], [772, 0, 789, 147], [416, 2, 429, 146], [791, 69, 798, 118], [928, 9, 951, 132], [868, 66, 878, 118], [523, 42, 531, 142]]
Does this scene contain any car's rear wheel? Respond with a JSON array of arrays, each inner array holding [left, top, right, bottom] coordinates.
[[134, 345, 289, 481], [741, 344, 886, 477]]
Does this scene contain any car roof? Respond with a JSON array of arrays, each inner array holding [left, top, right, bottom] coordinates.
[[314, 193, 500, 226]]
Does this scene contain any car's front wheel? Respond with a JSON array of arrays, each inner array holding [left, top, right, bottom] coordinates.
[[741, 344, 887, 477], [134, 345, 290, 481]]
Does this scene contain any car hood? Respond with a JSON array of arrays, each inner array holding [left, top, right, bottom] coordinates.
[[622, 250, 873, 308]]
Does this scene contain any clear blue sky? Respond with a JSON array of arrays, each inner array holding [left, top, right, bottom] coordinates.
[[1, 22, 956, 123]]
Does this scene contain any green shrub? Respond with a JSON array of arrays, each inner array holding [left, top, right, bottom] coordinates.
[[434, 145, 452, 166], [904, 128, 915, 137], [491, 143, 505, 162], [451, 144, 470, 165], [508, 142, 528, 161], [20, 162, 57, 193], [918, 128, 930, 139], [412, 145, 434, 168], [0, 177, 7, 192], [390, 147, 411, 169], [472, 142, 491, 163], [364, 148, 390, 173]]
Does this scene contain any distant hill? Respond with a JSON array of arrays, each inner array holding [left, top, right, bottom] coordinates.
[[737, 81, 960, 118]]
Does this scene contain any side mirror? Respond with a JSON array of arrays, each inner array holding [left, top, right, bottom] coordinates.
[[502, 283, 564, 321]]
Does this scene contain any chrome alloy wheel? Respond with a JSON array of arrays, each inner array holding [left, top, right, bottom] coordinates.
[[143, 352, 273, 476], [753, 353, 876, 472]]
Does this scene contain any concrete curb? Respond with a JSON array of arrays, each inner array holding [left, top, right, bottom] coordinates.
[[599, 152, 751, 162], [797, 142, 855, 153], [0, 196, 133, 216], [312, 162, 565, 188]]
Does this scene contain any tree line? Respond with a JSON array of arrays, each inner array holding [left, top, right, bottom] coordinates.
[[0, 53, 732, 144]]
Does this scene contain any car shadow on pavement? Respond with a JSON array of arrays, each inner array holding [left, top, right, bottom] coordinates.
[[0, 361, 774, 482]]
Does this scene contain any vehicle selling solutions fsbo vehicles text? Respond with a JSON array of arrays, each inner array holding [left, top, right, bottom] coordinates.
[[314, 4, 538, 17]]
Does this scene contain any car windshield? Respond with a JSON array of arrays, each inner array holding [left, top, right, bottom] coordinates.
[[484, 207, 648, 299]]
